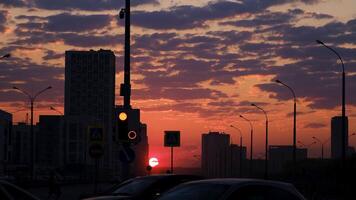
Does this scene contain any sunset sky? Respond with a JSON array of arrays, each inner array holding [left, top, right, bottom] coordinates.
[[1, 0, 356, 168]]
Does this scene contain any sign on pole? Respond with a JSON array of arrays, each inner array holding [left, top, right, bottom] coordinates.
[[164, 131, 180, 174], [164, 131, 180, 147], [88, 126, 104, 158]]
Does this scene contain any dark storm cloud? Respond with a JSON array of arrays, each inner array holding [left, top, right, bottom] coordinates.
[[286, 110, 316, 117], [132, 87, 227, 101], [5, 0, 356, 117], [42, 50, 63, 60], [60, 33, 120, 47], [256, 57, 356, 109], [131, 0, 321, 30], [0, 10, 7, 33], [221, 9, 303, 28], [0, 59, 63, 103], [0, 0, 159, 10], [132, 1, 250, 30], [304, 122, 327, 129], [0, 0, 26, 7], [15, 13, 113, 33], [208, 100, 239, 107], [44, 13, 113, 32], [13, 21, 121, 47]]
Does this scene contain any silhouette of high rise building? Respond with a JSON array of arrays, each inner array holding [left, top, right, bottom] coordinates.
[[36, 115, 64, 168], [64, 50, 116, 170], [12, 122, 36, 165], [269, 145, 307, 173], [331, 116, 349, 159], [65, 50, 115, 122], [229, 144, 247, 177], [0, 110, 12, 175], [202, 132, 230, 178]]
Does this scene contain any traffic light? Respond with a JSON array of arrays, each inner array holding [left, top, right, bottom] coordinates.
[[116, 108, 140, 144], [117, 111, 129, 142]]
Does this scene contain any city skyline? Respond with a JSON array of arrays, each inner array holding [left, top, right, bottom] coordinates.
[[1, 0, 356, 168]]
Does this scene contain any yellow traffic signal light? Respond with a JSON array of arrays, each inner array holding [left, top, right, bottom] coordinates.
[[119, 112, 128, 121]]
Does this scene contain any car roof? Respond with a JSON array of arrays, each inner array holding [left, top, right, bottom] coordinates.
[[182, 178, 294, 189], [131, 174, 202, 181]]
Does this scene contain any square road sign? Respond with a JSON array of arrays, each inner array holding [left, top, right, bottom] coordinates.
[[88, 126, 104, 142], [164, 131, 180, 147]]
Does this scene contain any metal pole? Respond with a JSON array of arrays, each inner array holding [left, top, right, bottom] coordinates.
[[316, 40, 346, 165], [171, 147, 173, 173], [12, 86, 51, 180], [342, 70, 346, 164], [94, 159, 99, 193], [250, 128, 253, 177], [240, 136, 243, 178], [239, 115, 253, 177], [293, 100, 297, 168], [265, 119, 268, 179], [30, 99, 34, 179], [230, 145, 233, 177], [123, 0, 131, 108], [251, 104, 268, 179]]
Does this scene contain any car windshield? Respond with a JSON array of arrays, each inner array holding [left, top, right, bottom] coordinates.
[[112, 178, 157, 196], [158, 183, 230, 200]]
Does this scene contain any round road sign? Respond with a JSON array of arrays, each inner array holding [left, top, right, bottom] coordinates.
[[89, 144, 104, 158]]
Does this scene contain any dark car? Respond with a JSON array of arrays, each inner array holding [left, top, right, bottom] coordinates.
[[83, 174, 202, 200], [0, 180, 40, 200], [157, 178, 306, 200]]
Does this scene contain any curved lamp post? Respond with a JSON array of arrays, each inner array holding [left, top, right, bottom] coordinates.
[[251, 103, 269, 179], [50, 106, 63, 115], [13, 86, 52, 179], [275, 80, 297, 167], [240, 114, 253, 176], [312, 136, 332, 160], [0, 53, 10, 60], [230, 125, 243, 177], [316, 40, 346, 163], [298, 140, 316, 147]]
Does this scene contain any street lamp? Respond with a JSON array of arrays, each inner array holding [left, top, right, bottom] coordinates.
[[13, 86, 52, 179], [240, 114, 253, 177], [275, 79, 297, 167], [50, 106, 63, 115], [298, 141, 306, 148], [0, 53, 10, 59], [251, 103, 269, 179], [312, 136, 331, 160], [298, 141, 316, 148], [230, 125, 243, 177], [316, 40, 346, 164]]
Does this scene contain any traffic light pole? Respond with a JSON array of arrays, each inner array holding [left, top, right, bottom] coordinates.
[[123, 0, 131, 109], [94, 159, 99, 194], [171, 147, 174, 174]]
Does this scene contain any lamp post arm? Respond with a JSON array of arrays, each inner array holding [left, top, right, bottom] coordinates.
[[13, 87, 32, 101], [321, 43, 345, 72], [34, 86, 52, 100]]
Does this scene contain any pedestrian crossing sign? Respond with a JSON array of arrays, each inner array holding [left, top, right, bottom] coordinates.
[[164, 131, 180, 147]]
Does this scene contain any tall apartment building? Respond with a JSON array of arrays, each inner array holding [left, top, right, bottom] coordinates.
[[0, 110, 12, 175], [331, 116, 349, 159], [202, 132, 230, 178], [12, 123, 36, 165], [230, 144, 247, 177], [269, 145, 308, 173], [65, 50, 116, 169], [36, 115, 65, 169]]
